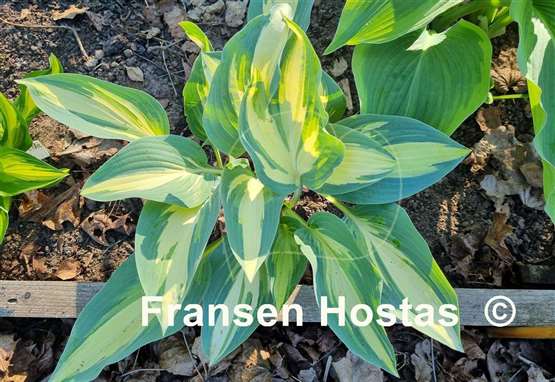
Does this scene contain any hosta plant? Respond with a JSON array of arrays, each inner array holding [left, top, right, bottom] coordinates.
[[22, 2, 470, 380], [329, 0, 555, 221], [0, 54, 67, 244]]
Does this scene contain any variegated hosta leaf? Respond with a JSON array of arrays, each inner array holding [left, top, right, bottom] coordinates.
[[81, 135, 219, 208], [318, 123, 395, 195], [325, 0, 463, 53], [201, 239, 271, 365], [341, 203, 462, 351], [294, 212, 398, 376], [247, 0, 315, 31], [203, 6, 294, 157], [222, 165, 282, 281], [179, 21, 214, 52], [14, 53, 63, 126], [332, 114, 470, 204], [353, 20, 492, 135], [49, 245, 217, 382], [135, 192, 220, 331], [181, 21, 222, 141], [0, 147, 68, 197], [184, 51, 222, 140], [0, 92, 31, 151], [266, 217, 307, 309], [0, 196, 11, 245], [321, 72, 347, 123], [19, 73, 170, 141], [240, 18, 345, 195], [543, 163, 555, 221]]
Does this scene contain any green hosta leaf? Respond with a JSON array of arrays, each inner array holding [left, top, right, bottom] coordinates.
[[0, 92, 31, 151], [179, 21, 214, 52], [353, 20, 492, 135], [203, 7, 293, 157], [14, 53, 63, 125], [333, 114, 470, 204], [247, 0, 314, 31], [266, 217, 307, 309], [222, 165, 282, 281], [135, 192, 220, 332], [181, 21, 222, 141], [200, 239, 271, 365], [512, 0, 555, 172], [49, 247, 214, 382], [294, 212, 398, 376], [0, 197, 10, 245], [341, 203, 462, 351], [321, 72, 347, 123], [0, 147, 68, 197], [240, 18, 344, 194], [318, 123, 395, 195], [82, 135, 219, 208], [325, 0, 462, 54], [184, 51, 222, 141], [19, 73, 170, 141]]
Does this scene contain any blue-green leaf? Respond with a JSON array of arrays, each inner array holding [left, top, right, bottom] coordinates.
[[353, 21, 492, 135]]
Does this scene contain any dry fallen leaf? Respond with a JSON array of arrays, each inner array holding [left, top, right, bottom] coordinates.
[[484, 206, 513, 262], [411, 340, 433, 382], [163, 6, 187, 39], [81, 212, 135, 246], [31, 257, 48, 274], [0, 334, 18, 374], [42, 188, 82, 231], [58, 137, 123, 168], [18, 191, 53, 221], [55, 259, 81, 280], [159, 336, 196, 377], [333, 351, 384, 382], [52, 5, 88, 20]]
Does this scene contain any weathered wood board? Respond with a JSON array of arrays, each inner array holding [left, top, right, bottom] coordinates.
[[1, 281, 554, 328]]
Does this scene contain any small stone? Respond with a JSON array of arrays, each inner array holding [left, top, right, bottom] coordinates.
[[126, 66, 144, 82], [123, 49, 133, 58], [84, 57, 99, 68], [94, 49, 104, 59], [225, 1, 247, 27], [181, 41, 200, 55]]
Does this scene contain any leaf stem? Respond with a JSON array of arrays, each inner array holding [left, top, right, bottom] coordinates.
[[282, 207, 310, 229], [492, 93, 529, 100], [203, 167, 224, 176], [322, 194, 350, 216]]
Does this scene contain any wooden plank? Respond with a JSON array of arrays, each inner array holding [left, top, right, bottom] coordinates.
[[0, 282, 554, 327]]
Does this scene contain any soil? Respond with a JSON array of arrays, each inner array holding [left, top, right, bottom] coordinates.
[[0, 1, 554, 381]]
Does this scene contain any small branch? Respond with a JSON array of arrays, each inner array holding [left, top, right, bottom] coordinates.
[[0, 17, 89, 60], [160, 42, 178, 97]]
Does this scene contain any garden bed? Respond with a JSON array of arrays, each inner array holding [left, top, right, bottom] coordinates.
[[0, 0, 554, 381]]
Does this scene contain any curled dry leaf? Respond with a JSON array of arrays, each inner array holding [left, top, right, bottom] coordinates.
[[52, 5, 89, 20], [55, 259, 81, 280], [80, 212, 135, 246], [411, 340, 434, 382]]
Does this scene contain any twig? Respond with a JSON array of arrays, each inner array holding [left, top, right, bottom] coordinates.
[[161, 42, 178, 97], [181, 332, 206, 382], [0, 17, 89, 59], [120, 368, 164, 379], [430, 339, 438, 382]]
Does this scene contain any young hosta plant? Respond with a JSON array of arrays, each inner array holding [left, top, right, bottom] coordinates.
[[0, 54, 67, 244], [23, 3, 468, 380], [329, 0, 555, 221]]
